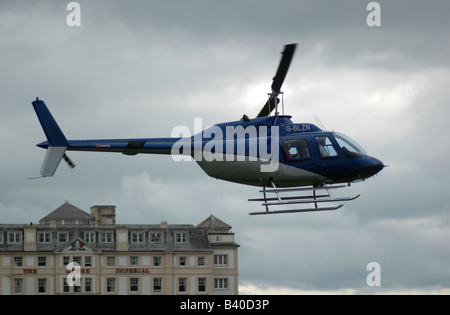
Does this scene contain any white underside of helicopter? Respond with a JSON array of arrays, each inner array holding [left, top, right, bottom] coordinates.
[[195, 152, 360, 215], [195, 152, 327, 187]]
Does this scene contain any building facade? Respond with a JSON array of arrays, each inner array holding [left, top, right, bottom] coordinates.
[[0, 202, 239, 295]]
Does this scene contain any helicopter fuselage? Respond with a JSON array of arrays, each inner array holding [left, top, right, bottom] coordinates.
[[193, 115, 384, 187], [35, 110, 383, 188]]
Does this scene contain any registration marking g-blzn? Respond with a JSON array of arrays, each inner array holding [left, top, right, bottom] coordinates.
[[285, 124, 311, 133]]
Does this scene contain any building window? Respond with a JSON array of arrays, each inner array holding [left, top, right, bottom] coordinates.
[[150, 232, 163, 243], [85, 256, 92, 267], [214, 278, 228, 290], [175, 232, 188, 243], [8, 232, 22, 244], [130, 256, 139, 266], [153, 256, 162, 267], [38, 256, 47, 267], [153, 278, 162, 293], [214, 254, 228, 266], [178, 278, 187, 292], [38, 232, 51, 243], [57, 232, 68, 243], [198, 278, 206, 292], [14, 257, 22, 267], [130, 278, 139, 292], [106, 278, 116, 293], [63, 256, 70, 266], [63, 280, 70, 293], [131, 232, 145, 243], [14, 279, 23, 294], [106, 256, 115, 267], [73, 256, 82, 265], [179, 256, 186, 266], [198, 256, 205, 266], [85, 278, 92, 293], [84, 232, 95, 243], [0, 232, 3, 244], [38, 278, 47, 293], [100, 232, 113, 243]]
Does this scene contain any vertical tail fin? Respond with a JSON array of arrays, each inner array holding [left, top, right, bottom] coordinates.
[[32, 98, 74, 177], [32, 98, 68, 147]]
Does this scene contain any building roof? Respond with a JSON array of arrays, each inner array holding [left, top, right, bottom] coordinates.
[[39, 202, 94, 224], [197, 215, 232, 231], [1, 203, 238, 253]]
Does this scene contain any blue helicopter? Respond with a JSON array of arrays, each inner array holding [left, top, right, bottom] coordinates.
[[32, 44, 384, 215]]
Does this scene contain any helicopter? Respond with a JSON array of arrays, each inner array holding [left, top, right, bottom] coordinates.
[[31, 43, 384, 215]]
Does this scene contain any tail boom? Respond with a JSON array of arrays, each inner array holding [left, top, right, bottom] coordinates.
[[32, 98, 182, 176]]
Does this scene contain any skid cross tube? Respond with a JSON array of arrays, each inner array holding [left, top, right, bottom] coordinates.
[[248, 183, 359, 215], [249, 205, 344, 215]]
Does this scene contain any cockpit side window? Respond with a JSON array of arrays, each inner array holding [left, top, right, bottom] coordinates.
[[315, 136, 339, 158], [283, 138, 311, 161]]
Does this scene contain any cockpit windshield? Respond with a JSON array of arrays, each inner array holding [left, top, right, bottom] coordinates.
[[333, 132, 367, 158]]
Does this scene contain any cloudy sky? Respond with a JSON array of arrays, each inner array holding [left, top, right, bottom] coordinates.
[[1, 0, 450, 294]]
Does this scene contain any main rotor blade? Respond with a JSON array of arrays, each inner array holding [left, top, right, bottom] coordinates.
[[256, 44, 297, 118], [271, 43, 297, 93], [256, 97, 279, 118]]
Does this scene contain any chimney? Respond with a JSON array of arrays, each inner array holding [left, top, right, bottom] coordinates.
[[91, 205, 116, 226]]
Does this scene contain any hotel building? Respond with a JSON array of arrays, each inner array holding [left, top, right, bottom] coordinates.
[[0, 202, 239, 295]]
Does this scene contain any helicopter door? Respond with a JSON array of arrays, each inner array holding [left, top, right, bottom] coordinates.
[[315, 136, 339, 159], [313, 135, 358, 180], [282, 138, 311, 162]]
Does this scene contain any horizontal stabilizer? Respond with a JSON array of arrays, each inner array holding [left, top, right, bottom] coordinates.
[[40, 146, 67, 177]]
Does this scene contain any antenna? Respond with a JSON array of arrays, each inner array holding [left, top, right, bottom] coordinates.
[[313, 115, 327, 131]]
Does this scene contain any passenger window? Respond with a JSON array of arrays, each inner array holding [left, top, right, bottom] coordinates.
[[315, 136, 339, 158], [283, 138, 311, 161]]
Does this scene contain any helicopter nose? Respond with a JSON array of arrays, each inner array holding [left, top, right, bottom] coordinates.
[[359, 157, 385, 179]]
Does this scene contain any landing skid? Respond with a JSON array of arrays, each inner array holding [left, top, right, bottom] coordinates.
[[248, 182, 359, 215]]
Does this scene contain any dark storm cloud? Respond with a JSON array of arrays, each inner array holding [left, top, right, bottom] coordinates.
[[1, 0, 450, 294]]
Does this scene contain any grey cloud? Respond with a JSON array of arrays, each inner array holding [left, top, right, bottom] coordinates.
[[1, 0, 450, 293]]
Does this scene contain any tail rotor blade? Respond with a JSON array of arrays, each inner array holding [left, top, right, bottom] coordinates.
[[63, 154, 76, 169]]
